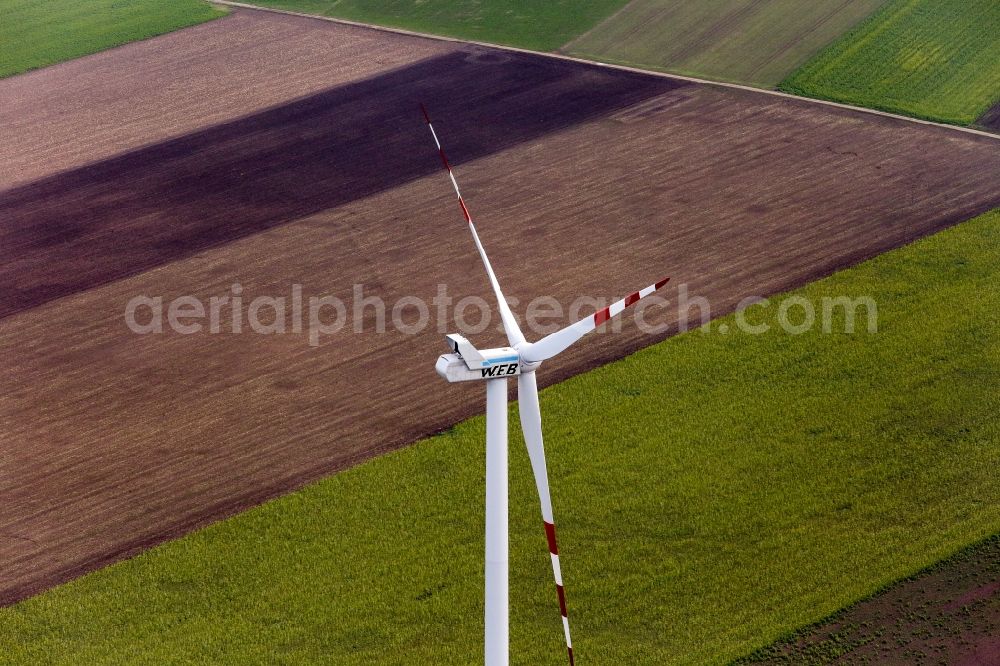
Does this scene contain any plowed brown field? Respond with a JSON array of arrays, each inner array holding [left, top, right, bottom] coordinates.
[[1, 8, 998, 605]]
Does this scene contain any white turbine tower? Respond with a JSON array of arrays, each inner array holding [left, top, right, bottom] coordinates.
[[422, 105, 669, 666]]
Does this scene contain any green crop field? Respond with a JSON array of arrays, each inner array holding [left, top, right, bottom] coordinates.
[[0, 0, 225, 80], [780, 0, 1000, 125], [2, 208, 998, 664], [565, 0, 889, 88], [247, 0, 630, 51]]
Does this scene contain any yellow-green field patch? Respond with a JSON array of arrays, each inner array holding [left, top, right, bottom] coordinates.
[[780, 0, 1000, 125]]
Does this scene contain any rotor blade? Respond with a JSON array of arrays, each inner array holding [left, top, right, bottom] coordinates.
[[520, 277, 670, 364], [420, 104, 525, 347], [518, 371, 574, 666]]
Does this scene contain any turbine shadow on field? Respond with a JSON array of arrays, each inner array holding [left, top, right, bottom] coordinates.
[[0, 50, 683, 320]]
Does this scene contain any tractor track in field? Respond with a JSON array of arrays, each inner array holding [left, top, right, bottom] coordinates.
[[665, 0, 769, 65], [742, 0, 857, 82], [1, 7, 999, 608]]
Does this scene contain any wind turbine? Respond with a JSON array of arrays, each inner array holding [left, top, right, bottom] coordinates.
[[421, 104, 669, 666]]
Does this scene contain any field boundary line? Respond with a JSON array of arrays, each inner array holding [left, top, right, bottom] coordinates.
[[212, 0, 1000, 142]]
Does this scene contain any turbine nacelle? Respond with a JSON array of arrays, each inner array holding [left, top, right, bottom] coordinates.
[[421, 103, 667, 666], [436, 333, 521, 382]]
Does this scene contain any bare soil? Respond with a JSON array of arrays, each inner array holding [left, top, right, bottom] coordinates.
[[977, 100, 1000, 132], [0, 10, 455, 191], [0, 42, 677, 320], [742, 536, 1000, 665], [1, 8, 998, 607]]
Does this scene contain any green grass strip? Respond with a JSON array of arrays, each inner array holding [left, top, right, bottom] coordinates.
[[2, 209, 999, 663], [245, 0, 630, 52], [0, 0, 226, 80], [779, 0, 1000, 125]]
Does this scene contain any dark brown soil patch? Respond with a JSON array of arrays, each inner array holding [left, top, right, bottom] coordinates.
[[740, 535, 1000, 665], [0, 50, 679, 320], [976, 100, 1000, 132]]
